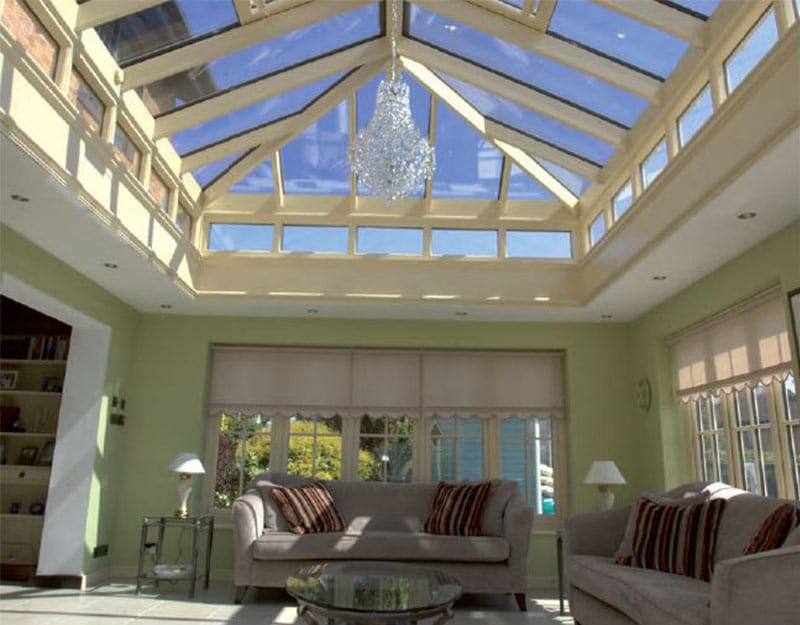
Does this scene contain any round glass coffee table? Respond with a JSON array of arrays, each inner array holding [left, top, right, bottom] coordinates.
[[286, 561, 462, 624]]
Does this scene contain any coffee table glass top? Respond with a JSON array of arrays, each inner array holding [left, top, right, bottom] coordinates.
[[286, 561, 462, 614]]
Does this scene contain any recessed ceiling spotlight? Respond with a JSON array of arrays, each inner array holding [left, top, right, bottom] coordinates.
[[103, 262, 118, 269], [160, 304, 172, 310], [652, 275, 667, 281], [444, 24, 457, 32], [306, 308, 319, 314], [10, 193, 29, 202], [616, 32, 626, 39], [534, 296, 551, 302], [455, 311, 468, 317], [601, 314, 613, 319], [737, 211, 758, 220]]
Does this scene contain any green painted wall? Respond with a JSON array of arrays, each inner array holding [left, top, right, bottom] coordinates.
[[0, 224, 139, 576], [629, 220, 800, 491]]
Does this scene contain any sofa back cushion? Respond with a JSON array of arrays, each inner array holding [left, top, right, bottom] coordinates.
[[326, 481, 438, 532], [424, 481, 493, 536]]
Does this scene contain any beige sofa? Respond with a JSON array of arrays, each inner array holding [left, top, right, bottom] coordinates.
[[232, 472, 533, 607], [566, 481, 800, 625]]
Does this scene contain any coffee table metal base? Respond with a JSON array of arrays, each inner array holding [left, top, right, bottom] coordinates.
[[297, 600, 456, 625]]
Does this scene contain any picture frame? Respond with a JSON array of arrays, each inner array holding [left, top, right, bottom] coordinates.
[[41, 376, 61, 392], [0, 370, 18, 390], [18, 446, 38, 465], [37, 440, 55, 466]]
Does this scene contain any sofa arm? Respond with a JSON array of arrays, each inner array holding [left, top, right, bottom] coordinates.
[[565, 506, 631, 558], [232, 490, 264, 584], [711, 545, 800, 625], [503, 496, 534, 592]]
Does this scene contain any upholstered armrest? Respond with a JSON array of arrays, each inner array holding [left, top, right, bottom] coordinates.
[[565, 506, 631, 558], [503, 496, 534, 592], [232, 490, 264, 585], [710, 545, 800, 625]]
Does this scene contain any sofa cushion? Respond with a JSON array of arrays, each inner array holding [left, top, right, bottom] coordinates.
[[252, 530, 509, 563], [743, 503, 800, 554], [569, 555, 711, 625], [269, 482, 345, 534], [254, 473, 314, 531], [630, 497, 725, 581], [425, 481, 493, 536], [481, 480, 517, 536]]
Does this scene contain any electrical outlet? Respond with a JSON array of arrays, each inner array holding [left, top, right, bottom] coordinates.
[[93, 544, 108, 558], [110, 413, 125, 426]]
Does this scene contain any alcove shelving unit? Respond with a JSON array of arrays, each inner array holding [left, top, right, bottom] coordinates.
[[0, 296, 71, 582]]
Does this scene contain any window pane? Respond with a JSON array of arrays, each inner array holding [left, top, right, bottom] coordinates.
[[739, 429, 759, 492], [208, 223, 273, 251], [612, 181, 633, 221], [506, 230, 572, 259], [113, 126, 142, 178], [69, 70, 104, 134], [215, 414, 271, 509], [753, 384, 771, 424], [141, 4, 380, 115], [288, 416, 343, 480], [191, 151, 244, 188], [281, 101, 350, 196], [640, 139, 667, 189], [429, 417, 484, 481], [431, 229, 498, 257], [408, 4, 647, 127], [149, 172, 170, 213], [507, 162, 555, 201], [667, 1, 720, 17], [759, 428, 778, 497], [459, 438, 483, 480], [2, 0, 58, 79], [356, 227, 424, 255], [359, 415, 414, 483], [433, 103, 503, 200], [430, 437, 456, 481], [500, 417, 555, 514], [536, 157, 591, 197], [282, 225, 349, 254], [735, 389, 753, 426], [175, 204, 193, 237], [589, 214, 606, 247], [725, 11, 778, 94], [95, 0, 239, 65], [788, 423, 800, 497], [548, 0, 689, 78], [715, 431, 730, 483], [678, 86, 713, 147], [230, 159, 274, 194]]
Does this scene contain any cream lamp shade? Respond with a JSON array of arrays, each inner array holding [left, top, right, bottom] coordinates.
[[584, 460, 626, 511], [168, 453, 205, 519]]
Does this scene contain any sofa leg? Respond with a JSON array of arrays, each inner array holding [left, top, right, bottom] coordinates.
[[234, 585, 249, 604], [514, 592, 527, 611]]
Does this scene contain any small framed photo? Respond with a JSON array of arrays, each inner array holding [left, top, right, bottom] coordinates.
[[18, 446, 38, 465], [37, 441, 55, 466], [42, 377, 61, 392], [0, 371, 18, 390]]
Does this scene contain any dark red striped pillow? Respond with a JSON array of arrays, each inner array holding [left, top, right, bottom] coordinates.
[[424, 481, 493, 536], [630, 496, 725, 582], [743, 504, 800, 555], [269, 482, 345, 535]]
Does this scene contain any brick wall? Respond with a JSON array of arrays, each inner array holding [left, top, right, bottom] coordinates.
[[113, 126, 142, 177], [149, 171, 170, 212], [68, 69, 104, 133], [1, 0, 58, 79]]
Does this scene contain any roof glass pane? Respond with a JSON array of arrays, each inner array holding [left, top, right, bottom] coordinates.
[[141, 4, 380, 115], [535, 157, 591, 196], [506, 231, 572, 259], [191, 151, 244, 188], [95, 0, 239, 65], [432, 102, 503, 200], [282, 225, 349, 253], [172, 72, 345, 155], [612, 181, 633, 221], [678, 85, 713, 148], [724, 10, 778, 95], [441, 73, 614, 165], [407, 4, 647, 127], [665, 1, 720, 18], [548, 0, 688, 78], [507, 162, 554, 201], [356, 227, 424, 255], [356, 71, 430, 197], [641, 139, 668, 189], [431, 229, 498, 257], [208, 223, 273, 251], [281, 100, 350, 196], [499, 0, 524, 8], [589, 214, 606, 247], [230, 159, 274, 194]]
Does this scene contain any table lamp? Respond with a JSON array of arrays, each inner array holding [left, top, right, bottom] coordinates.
[[584, 460, 626, 511], [168, 452, 205, 518]]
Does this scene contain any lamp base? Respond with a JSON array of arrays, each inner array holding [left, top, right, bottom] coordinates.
[[597, 487, 615, 511], [174, 509, 189, 519]]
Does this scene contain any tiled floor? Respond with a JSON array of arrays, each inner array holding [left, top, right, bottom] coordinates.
[[0, 582, 575, 624]]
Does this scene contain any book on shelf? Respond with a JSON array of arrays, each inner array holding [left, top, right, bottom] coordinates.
[[0, 336, 70, 361]]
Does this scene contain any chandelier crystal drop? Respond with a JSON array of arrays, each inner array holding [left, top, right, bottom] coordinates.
[[349, 0, 434, 203]]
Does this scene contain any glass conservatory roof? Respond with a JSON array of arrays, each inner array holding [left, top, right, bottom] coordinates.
[[88, 0, 723, 237]]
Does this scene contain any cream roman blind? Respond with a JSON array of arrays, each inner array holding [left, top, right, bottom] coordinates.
[[670, 288, 793, 403]]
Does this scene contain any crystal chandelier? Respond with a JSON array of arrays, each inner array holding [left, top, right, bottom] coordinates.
[[350, 0, 434, 203]]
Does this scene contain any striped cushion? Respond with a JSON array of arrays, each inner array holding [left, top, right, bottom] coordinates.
[[424, 481, 493, 536], [629, 496, 726, 581], [743, 504, 800, 555], [269, 482, 345, 535]]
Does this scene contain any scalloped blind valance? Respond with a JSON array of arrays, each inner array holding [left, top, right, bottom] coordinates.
[[209, 347, 564, 419], [670, 288, 793, 403]]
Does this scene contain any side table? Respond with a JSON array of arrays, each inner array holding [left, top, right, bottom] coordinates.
[[135, 515, 214, 599], [532, 529, 567, 615]]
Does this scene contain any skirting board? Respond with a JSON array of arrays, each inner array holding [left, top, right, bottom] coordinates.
[[28, 574, 84, 590]]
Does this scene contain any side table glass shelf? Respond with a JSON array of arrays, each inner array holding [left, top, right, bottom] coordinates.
[[136, 515, 214, 599]]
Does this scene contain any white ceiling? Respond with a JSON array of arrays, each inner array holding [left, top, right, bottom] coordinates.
[[1, 123, 798, 323]]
